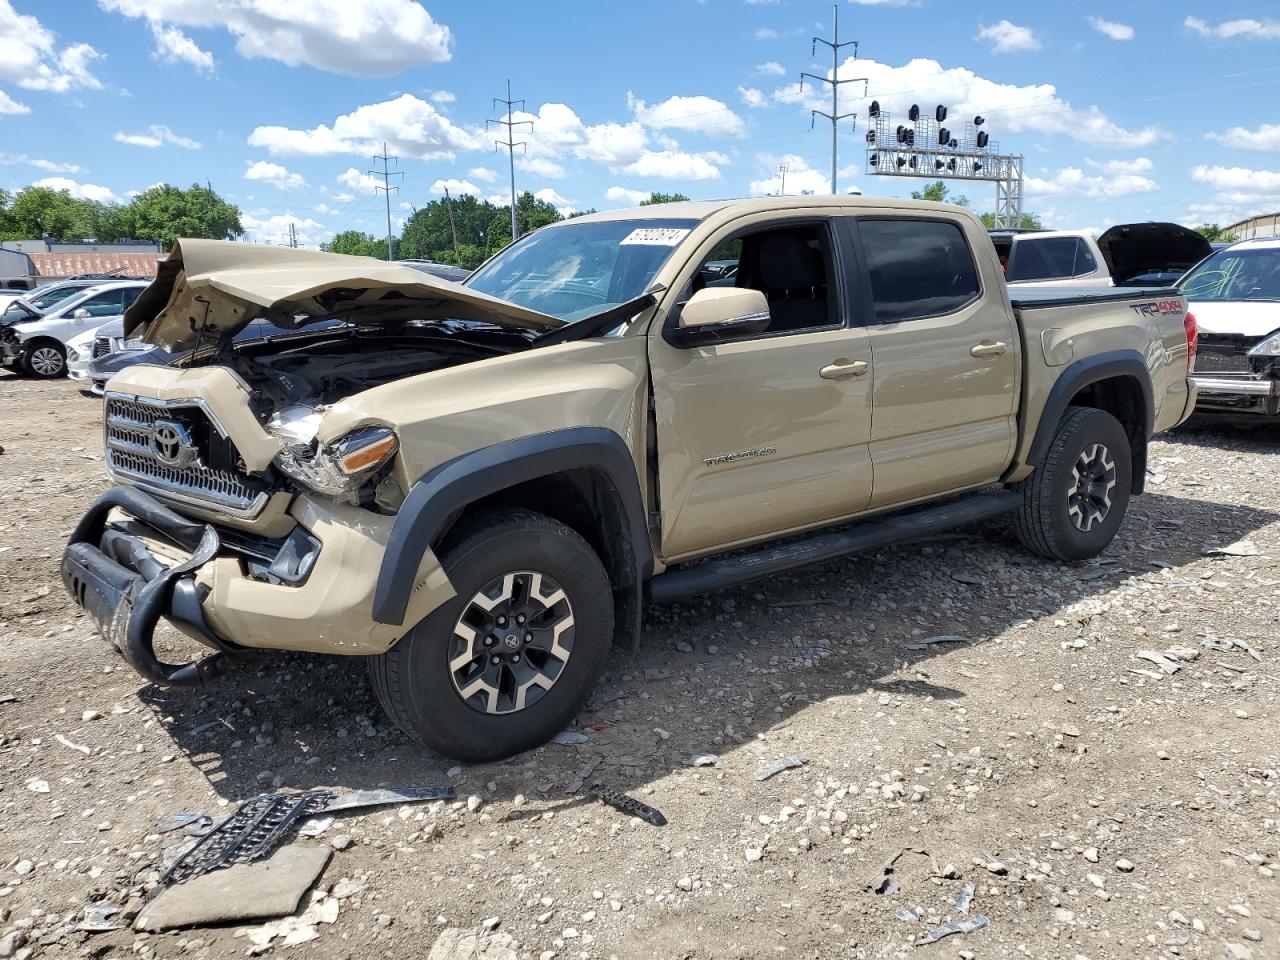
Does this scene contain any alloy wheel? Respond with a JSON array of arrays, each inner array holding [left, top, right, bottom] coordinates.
[[1067, 442, 1116, 532], [448, 570, 575, 715], [29, 346, 64, 376]]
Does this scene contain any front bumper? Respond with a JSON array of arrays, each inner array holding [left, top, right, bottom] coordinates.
[[62, 485, 456, 689], [1190, 374, 1280, 415]]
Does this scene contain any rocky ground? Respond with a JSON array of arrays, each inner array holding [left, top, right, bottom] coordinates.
[[0, 371, 1277, 960]]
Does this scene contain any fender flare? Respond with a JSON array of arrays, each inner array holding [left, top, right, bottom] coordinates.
[[371, 426, 652, 627], [1023, 350, 1154, 469]]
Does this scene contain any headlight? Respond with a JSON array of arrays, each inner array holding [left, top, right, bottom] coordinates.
[[1247, 331, 1280, 357], [267, 407, 398, 500]]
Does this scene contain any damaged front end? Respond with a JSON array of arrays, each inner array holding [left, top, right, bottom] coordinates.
[[1193, 329, 1280, 415]]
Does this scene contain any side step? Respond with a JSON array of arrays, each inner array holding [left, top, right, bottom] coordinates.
[[646, 490, 1021, 603]]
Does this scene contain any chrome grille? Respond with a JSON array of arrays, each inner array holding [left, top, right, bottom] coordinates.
[[104, 394, 267, 518], [92, 336, 112, 359]]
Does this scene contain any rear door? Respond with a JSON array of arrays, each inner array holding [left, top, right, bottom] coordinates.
[[648, 211, 874, 560], [848, 215, 1020, 508]]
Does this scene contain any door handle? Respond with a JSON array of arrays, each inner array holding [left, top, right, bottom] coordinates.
[[970, 340, 1008, 358], [819, 358, 869, 379]]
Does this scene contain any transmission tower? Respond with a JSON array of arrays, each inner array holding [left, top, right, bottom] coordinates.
[[488, 79, 533, 242], [368, 142, 402, 260], [799, 4, 867, 195], [777, 163, 789, 196]]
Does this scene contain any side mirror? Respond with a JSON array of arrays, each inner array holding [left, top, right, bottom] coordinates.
[[72, 307, 90, 320], [671, 287, 770, 347]]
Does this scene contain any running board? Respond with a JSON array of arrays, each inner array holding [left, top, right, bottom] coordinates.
[[646, 490, 1021, 603]]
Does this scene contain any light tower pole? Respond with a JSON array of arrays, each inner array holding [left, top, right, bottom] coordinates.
[[800, 4, 867, 194]]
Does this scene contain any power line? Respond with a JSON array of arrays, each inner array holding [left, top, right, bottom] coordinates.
[[368, 142, 403, 260], [799, 4, 867, 195], [488, 79, 533, 242]]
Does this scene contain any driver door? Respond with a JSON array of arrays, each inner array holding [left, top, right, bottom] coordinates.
[[648, 211, 874, 560]]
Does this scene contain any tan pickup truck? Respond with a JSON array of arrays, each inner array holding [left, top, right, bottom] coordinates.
[[61, 197, 1198, 761]]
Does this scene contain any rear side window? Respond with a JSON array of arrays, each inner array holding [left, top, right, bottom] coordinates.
[[859, 219, 981, 323], [1007, 237, 1097, 281]]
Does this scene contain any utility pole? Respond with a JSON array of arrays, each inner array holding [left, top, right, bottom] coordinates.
[[368, 142, 402, 260], [488, 79, 532, 243], [288, 222, 298, 248], [777, 163, 789, 196], [800, 4, 868, 195], [442, 187, 461, 263]]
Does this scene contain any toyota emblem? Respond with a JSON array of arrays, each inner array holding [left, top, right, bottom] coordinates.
[[150, 419, 198, 468]]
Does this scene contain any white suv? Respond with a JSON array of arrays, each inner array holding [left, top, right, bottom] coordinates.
[[0, 280, 147, 378]]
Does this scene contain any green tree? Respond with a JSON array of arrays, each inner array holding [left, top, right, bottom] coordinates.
[[1194, 223, 1235, 243], [322, 230, 396, 259], [979, 211, 1043, 230], [911, 181, 969, 207], [123, 184, 243, 249], [638, 192, 691, 206]]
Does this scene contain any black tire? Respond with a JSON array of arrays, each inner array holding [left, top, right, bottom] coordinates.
[[22, 340, 66, 378], [1012, 406, 1132, 562], [369, 509, 614, 762]]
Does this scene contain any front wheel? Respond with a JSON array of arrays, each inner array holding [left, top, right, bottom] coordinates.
[[1012, 406, 1132, 562], [22, 341, 66, 378], [369, 509, 614, 762]]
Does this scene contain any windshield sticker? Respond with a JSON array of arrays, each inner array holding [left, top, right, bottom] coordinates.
[[620, 227, 691, 246]]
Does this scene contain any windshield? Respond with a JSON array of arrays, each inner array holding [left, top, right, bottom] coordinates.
[[1178, 248, 1280, 302], [1, 284, 80, 321], [465, 218, 698, 322]]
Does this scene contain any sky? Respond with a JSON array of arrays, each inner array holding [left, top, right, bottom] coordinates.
[[5, 0, 1280, 247]]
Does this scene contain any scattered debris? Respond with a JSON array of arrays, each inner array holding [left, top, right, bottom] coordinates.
[[589, 784, 667, 826], [896, 906, 925, 921], [137, 845, 333, 932], [25, 778, 49, 793], [953, 882, 975, 914], [426, 925, 519, 960], [1204, 540, 1262, 557], [754, 756, 807, 781], [906, 634, 968, 650], [551, 730, 589, 746], [299, 816, 335, 837], [685, 753, 719, 767], [1136, 650, 1181, 675], [54, 733, 90, 754], [155, 813, 216, 837], [914, 915, 990, 946], [76, 905, 123, 933], [565, 755, 603, 794], [320, 786, 455, 814]]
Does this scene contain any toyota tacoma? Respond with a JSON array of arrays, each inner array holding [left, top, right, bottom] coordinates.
[[61, 198, 1198, 761]]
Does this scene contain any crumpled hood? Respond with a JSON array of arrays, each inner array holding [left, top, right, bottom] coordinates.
[[1185, 299, 1280, 338], [124, 238, 564, 351]]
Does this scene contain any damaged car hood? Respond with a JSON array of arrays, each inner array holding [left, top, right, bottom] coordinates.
[[1096, 223, 1211, 286], [124, 238, 564, 351]]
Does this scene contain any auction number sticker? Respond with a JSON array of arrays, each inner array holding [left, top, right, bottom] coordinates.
[[620, 227, 691, 246]]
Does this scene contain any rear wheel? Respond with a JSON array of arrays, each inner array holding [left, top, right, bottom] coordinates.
[[22, 341, 66, 378], [1012, 406, 1132, 562], [369, 509, 613, 762]]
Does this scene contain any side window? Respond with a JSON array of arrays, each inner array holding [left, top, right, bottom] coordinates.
[[80, 291, 125, 317], [858, 219, 981, 323], [121, 287, 142, 309], [1008, 237, 1096, 281], [688, 222, 837, 335]]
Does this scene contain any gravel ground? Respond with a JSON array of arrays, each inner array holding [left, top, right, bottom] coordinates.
[[0, 372, 1277, 960]]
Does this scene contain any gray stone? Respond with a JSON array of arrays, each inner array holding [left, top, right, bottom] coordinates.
[[134, 845, 331, 932], [426, 927, 519, 960]]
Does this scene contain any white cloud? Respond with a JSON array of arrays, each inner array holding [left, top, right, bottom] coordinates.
[[976, 20, 1042, 54], [747, 153, 858, 196], [99, 0, 453, 76], [0, 153, 79, 173], [629, 93, 746, 137], [1208, 123, 1280, 151], [534, 187, 574, 214], [754, 61, 786, 77], [337, 168, 382, 193], [0, 1, 103, 94], [247, 94, 481, 159], [332, 192, 354, 202], [1025, 166, 1158, 199], [0, 91, 28, 115], [429, 90, 456, 104], [430, 177, 482, 196], [776, 56, 1166, 147], [1087, 16, 1134, 41], [31, 177, 120, 204], [1184, 16, 1280, 40], [605, 186, 650, 206], [755, 27, 777, 40], [149, 22, 214, 71], [240, 211, 329, 248], [468, 166, 499, 183], [618, 149, 727, 181], [1085, 157, 1153, 175], [738, 86, 768, 109], [114, 124, 202, 149], [1191, 165, 1280, 196], [244, 160, 306, 190], [518, 155, 567, 179]]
